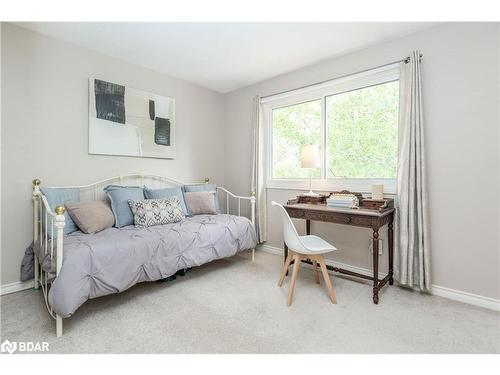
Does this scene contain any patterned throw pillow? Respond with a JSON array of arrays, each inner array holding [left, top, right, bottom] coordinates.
[[127, 197, 184, 228]]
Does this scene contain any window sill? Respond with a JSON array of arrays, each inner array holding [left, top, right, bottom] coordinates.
[[266, 179, 396, 195]]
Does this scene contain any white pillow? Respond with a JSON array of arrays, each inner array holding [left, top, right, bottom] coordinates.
[[127, 197, 184, 228]]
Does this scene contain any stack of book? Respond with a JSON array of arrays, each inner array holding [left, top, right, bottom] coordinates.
[[326, 194, 359, 209]]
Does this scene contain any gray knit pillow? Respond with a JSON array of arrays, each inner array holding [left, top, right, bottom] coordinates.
[[127, 197, 184, 228]]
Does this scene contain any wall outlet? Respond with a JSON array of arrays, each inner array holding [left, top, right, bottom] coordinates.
[[369, 239, 383, 256]]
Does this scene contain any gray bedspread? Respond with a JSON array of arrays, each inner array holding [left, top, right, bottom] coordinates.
[[48, 214, 257, 318]]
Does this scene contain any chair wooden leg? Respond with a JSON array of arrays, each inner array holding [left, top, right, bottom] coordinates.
[[312, 259, 320, 285], [318, 256, 337, 304], [287, 254, 302, 306], [278, 251, 294, 287]]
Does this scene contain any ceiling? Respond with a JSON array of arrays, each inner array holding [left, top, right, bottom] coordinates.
[[17, 22, 435, 93]]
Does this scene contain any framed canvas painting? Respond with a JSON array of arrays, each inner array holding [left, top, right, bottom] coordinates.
[[89, 78, 176, 159]]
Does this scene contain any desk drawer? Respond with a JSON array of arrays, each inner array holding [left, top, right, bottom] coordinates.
[[286, 207, 376, 228]]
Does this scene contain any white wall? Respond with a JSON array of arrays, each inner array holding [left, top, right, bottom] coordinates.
[[0, 23, 3, 286], [498, 24, 500, 293], [0, 23, 226, 286], [224, 23, 500, 300]]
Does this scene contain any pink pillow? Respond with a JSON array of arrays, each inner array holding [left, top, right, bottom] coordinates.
[[184, 191, 217, 215]]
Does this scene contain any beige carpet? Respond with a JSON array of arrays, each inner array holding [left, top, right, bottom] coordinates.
[[1, 251, 499, 353]]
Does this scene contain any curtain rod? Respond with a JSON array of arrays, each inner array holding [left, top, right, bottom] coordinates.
[[260, 53, 423, 100]]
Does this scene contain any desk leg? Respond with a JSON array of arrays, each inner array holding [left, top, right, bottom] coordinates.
[[372, 229, 379, 304], [388, 220, 394, 286]]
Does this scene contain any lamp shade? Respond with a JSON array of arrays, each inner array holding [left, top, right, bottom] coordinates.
[[300, 145, 320, 168]]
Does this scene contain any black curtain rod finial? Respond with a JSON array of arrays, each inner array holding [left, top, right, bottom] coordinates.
[[404, 53, 424, 64]]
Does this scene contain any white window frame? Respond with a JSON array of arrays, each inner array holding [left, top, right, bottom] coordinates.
[[262, 63, 400, 194]]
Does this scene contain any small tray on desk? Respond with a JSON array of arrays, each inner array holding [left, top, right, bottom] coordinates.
[[288, 194, 328, 205], [361, 198, 394, 212]]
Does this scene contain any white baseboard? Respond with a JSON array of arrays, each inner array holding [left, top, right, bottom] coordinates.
[[429, 285, 500, 311], [258, 244, 500, 312], [0, 280, 34, 296]]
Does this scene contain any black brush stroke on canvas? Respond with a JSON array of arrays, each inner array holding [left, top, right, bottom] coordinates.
[[149, 100, 155, 120], [94, 79, 126, 124], [155, 117, 170, 146]]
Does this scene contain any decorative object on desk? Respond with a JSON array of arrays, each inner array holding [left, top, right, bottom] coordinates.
[[326, 193, 359, 209], [289, 194, 327, 205], [362, 198, 394, 212], [330, 190, 363, 205], [89, 78, 176, 159], [300, 144, 320, 196], [371, 184, 384, 200]]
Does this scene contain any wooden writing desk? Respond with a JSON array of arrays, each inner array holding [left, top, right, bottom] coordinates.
[[283, 202, 395, 304]]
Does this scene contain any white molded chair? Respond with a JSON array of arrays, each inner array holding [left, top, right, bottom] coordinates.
[[272, 201, 338, 306]]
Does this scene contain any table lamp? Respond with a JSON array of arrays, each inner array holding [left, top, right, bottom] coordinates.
[[300, 144, 320, 196]]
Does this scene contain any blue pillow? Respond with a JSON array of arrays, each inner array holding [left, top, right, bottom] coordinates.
[[144, 186, 188, 216], [40, 187, 80, 235], [104, 185, 144, 228], [183, 183, 220, 214]]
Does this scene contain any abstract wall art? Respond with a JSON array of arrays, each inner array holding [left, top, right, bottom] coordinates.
[[89, 79, 176, 159]]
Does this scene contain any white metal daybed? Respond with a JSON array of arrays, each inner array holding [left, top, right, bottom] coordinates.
[[32, 174, 256, 337]]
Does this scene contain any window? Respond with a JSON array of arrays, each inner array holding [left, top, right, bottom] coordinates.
[[272, 100, 322, 179], [263, 64, 400, 193], [326, 81, 399, 179]]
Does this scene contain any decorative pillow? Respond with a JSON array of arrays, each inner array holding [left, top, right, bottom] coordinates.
[[103, 185, 145, 228], [183, 183, 220, 215], [127, 197, 184, 228], [144, 186, 188, 216], [65, 201, 115, 234], [183, 191, 217, 215], [40, 187, 80, 236]]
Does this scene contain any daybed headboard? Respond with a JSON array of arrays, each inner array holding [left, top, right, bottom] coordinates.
[[33, 173, 255, 220], [41, 174, 203, 203]]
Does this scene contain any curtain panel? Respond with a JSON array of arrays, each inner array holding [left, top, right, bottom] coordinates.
[[251, 96, 267, 243], [395, 50, 431, 290]]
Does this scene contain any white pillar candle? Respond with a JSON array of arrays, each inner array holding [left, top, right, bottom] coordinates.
[[372, 184, 384, 200]]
